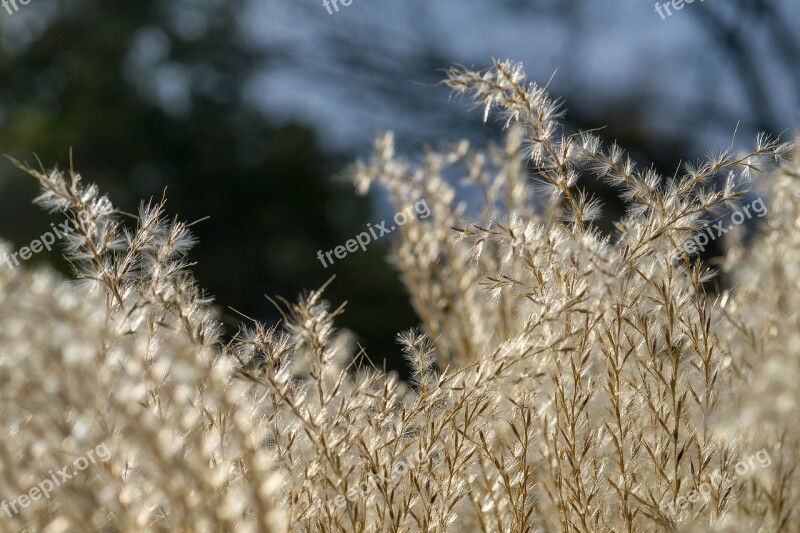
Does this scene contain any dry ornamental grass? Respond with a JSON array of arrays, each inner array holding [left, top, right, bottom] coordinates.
[[0, 59, 798, 532]]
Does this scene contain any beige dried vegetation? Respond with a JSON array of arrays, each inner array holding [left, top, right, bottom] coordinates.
[[0, 59, 798, 532]]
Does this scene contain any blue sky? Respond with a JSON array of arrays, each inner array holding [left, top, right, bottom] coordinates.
[[247, 0, 799, 154]]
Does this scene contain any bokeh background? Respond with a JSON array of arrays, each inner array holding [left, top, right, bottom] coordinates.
[[1, 0, 798, 377]]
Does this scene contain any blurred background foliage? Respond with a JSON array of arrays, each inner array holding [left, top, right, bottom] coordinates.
[[0, 0, 419, 376], [0, 0, 797, 376]]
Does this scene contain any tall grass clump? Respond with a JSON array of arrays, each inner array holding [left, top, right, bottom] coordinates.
[[0, 59, 798, 532]]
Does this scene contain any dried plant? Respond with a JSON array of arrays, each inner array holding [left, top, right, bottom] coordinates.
[[0, 59, 798, 532]]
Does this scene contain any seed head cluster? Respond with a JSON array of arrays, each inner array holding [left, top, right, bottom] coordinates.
[[0, 59, 798, 532]]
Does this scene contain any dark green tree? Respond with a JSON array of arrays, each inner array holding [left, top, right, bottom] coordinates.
[[0, 0, 417, 376]]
